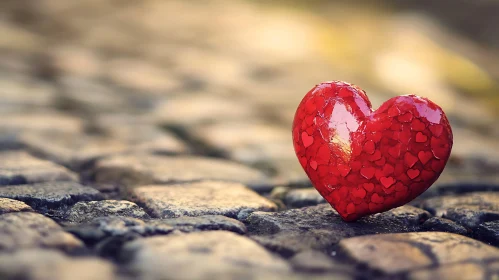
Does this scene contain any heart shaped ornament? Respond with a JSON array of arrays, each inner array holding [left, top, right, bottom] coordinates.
[[292, 81, 453, 221]]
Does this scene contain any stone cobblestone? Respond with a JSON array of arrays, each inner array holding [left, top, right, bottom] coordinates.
[[246, 204, 430, 255], [421, 192, 499, 228], [65, 200, 150, 223], [0, 198, 33, 214], [339, 232, 499, 275], [0, 212, 83, 252], [0, 182, 103, 211], [0, 249, 116, 280], [129, 181, 277, 219], [121, 231, 291, 280], [0, 151, 77, 185], [91, 154, 271, 190], [0, 0, 497, 279]]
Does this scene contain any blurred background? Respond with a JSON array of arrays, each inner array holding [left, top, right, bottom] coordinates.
[[0, 0, 497, 187]]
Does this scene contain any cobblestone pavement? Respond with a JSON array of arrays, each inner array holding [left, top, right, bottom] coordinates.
[[0, 0, 498, 279]]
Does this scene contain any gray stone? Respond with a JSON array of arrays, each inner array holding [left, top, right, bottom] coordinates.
[[20, 130, 131, 170], [339, 232, 499, 274], [0, 212, 83, 252], [64, 217, 146, 246], [0, 150, 77, 185], [420, 182, 499, 199], [0, 198, 33, 214], [408, 263, 486, 280], [476, 220, 499, 246], [65, 215, 247, 246], [129, 181, 277, 219], [91, 154, 270, 190], [147, 215, 247, 235], [283, 188, 325, 208], [0, 182, 102, 210], [121, 231, 290, 279], [0, 249, 116, 280], [421, 192, 499, 228], [65, 200, 149, 223], [246, 204, 430, 255], [421, 217, 468, 235]]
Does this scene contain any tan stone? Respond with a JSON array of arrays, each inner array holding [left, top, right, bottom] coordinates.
[[408, 263, 486, 280], [339, 232, 499, 274], [0, 249, 116, 280], [92, 154, 270, 189], [0, 198, 33, 214], [0, 150, 77, 185], [122, 231, 290, 279], [129, 181, 277, 219], [0, 212, 83, 252]]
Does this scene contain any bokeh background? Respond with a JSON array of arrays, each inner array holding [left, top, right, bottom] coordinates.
[[0, 0, 497, 188]]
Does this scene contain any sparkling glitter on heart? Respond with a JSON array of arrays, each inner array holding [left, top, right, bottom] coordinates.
[[292, 81, 453, 222]]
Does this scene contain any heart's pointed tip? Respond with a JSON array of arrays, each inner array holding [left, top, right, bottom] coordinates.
[[338, 212, 363, 222], [340, 215, 361, 223]]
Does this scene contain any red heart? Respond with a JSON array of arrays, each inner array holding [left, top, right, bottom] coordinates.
[[292, 81, 453, 221]]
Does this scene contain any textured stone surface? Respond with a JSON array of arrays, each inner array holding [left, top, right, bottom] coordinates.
[[421, 217, 468, 235], [147, 215, 247, 234], [421, 192, 499, 228], [420, 182, 499, 198], [246, 204, 430, 255], [0, 249, 116, 280], [339, 232, 499, 274], [65, 215, 247, 247], [0, 151, 76, 185], [91, 154, 270, 190], [21, 130, 131, 170], [476, 220, 499, 246], [130, 181, 277, 219], [0, 182, 103, 210], [121, 231, 290, 279], [0, 198, 33, 214], [0, 212, 83, 252], [283, 188, 326, 208], [65, 200, 149, 223]]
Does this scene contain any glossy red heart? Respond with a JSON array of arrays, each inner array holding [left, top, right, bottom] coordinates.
[[292, 81, 453, 221]]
